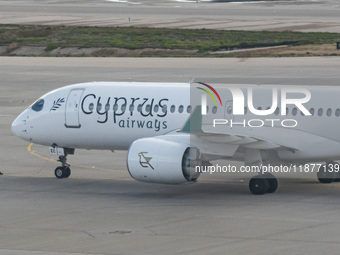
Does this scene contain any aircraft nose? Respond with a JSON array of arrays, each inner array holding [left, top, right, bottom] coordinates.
[[11, 114, 28, 139]]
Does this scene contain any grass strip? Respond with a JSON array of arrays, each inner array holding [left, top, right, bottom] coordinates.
[[1, 24, 340, 57]]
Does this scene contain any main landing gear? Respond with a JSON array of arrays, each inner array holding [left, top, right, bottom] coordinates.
[[53, 148, 75, 179], [317, 162, 340, 184], [245, 150, 278, 195], [249, 173, 278, 195]]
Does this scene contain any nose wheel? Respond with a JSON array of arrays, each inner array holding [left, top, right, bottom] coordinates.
[[55, 166, 71, 179]]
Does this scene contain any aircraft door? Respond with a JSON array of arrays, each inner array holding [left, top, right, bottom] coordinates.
[[224, 100, 246, 129], [224, 100, 234, 121], [65, 89, 84, 128]]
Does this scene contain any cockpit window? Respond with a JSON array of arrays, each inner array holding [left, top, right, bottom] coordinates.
[[31, 99, 44, 112]]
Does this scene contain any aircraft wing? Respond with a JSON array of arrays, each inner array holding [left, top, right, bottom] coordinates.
[[180, 106, 300, 159]]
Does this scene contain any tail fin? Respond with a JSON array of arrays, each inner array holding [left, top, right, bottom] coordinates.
[[180, 106, 202, 133]]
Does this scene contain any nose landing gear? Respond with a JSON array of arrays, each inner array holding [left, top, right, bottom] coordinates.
[[52, 147, 75, 179]]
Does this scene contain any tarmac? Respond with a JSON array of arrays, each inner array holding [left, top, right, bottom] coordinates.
[[0, 0, 340, 32], [2, 57, 340, 255]]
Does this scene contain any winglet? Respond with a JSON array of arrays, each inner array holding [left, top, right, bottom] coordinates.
[[181, 106, 202, 133]]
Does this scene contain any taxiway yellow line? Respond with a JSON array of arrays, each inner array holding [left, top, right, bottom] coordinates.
[[27, 143, 57, 163], [27, 143, 113, 172]]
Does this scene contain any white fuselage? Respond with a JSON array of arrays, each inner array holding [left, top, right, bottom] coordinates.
[[12, 82, 190, 150], [11, 82, 340, 164]]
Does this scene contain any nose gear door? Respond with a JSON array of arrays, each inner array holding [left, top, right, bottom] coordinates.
[[65, 89, 84, 128]]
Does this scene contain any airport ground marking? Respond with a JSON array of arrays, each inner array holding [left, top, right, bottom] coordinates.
[[27, 143, 113, 172]]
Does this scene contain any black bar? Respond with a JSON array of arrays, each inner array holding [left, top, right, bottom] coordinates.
[[337, 42, 340, 50]]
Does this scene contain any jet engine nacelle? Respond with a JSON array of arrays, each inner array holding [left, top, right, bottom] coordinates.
[[127, 137, 200, 184]]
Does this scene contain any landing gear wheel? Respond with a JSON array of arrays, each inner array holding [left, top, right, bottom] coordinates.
[[63, 167, 71, 178], [263, 173, 278, 193], [333, 163, 340, 182], [55, 166, 65, 179], [54, 166, 71, 179], [317, 164, 336, 184], [334, 172, 340, 182], [249, 176, 269, 195]]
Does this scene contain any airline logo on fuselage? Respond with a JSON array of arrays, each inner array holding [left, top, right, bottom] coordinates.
[[80, 94, 168, 132], [50, 98, 65, 112]]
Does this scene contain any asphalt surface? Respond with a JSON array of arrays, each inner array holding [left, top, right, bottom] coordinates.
[[2, 57, 340, 255], [0, 0, 340, 32]]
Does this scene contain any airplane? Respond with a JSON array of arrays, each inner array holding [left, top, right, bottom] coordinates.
[[11, 81, 340, 195]]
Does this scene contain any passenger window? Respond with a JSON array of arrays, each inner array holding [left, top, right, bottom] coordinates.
[[327, 108, 332, 117], [212, 106, 217, 114], [146, 104, 151, 112], [170, 105, 175, 113], [178, 105, 184, 113], [129, 104, 134, 112], [121, 104, 126, 111], [89, 103, 94, 111], [274, 107, 279, 115], [335, 109, 340, 117], [310, 108, 315, 116], [318, 108, 323, 116], [97, 103, 102, 111], [105, 103, 110, 112], [137, 104, 142, 112], [187, 105, 192, 113], [113, 104, 118, 111], [292, 108, 297, 116], [32, 99, 44, 112], [162, 105, 167, 113], [154, 105, 159, 113]]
